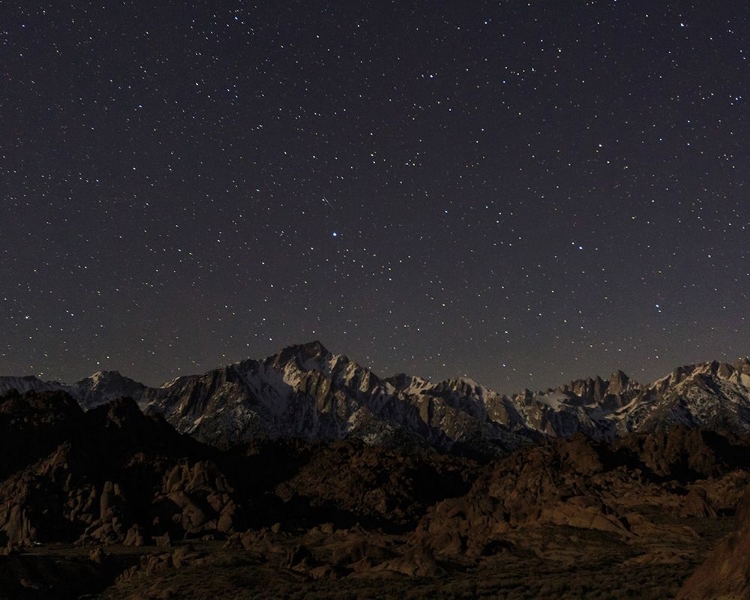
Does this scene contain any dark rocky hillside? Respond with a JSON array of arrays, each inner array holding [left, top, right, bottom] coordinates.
[[1, 388, 750, 599]]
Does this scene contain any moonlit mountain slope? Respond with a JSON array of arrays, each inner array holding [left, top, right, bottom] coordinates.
[[3, 342, 750, 451]]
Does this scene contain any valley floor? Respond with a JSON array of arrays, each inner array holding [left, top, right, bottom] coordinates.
[[3, 514, 734, 600]]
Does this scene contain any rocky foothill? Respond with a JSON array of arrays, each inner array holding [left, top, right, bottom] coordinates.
[[0, 386, 749, 598]]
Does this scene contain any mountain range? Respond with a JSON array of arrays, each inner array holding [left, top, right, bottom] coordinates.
[[4, 342, 750, 597], [3, 341, 750, 452]]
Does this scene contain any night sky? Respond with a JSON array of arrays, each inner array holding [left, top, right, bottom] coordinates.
[[2, 1, 749, 393]]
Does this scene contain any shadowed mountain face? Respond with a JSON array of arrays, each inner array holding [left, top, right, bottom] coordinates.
[[1, 387, 750, 598], [3, 342, 750, 454]]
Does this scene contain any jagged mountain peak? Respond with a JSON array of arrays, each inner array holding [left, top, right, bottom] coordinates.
[[262, 341, 369, 385], [549, 370, 639, 407], [385, 373, 432, 391], [435, 377, 494, 399], [650, 360, 749, 392], [89, 369, 121, 380], [77, 370, 136, 386], [607, 369, 631, 391], [67, 370, 149, 410], [272, 340, 332, 365]]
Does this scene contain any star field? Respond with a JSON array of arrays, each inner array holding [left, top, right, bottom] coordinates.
[[1, 1, 749, 392]]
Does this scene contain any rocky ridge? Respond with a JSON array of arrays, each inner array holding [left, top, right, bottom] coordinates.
[[3, 342, 750, 452]]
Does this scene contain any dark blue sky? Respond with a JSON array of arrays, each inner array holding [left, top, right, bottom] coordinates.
[[2, 1, 748, 392]]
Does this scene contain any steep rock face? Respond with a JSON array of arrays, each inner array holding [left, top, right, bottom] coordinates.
[[619, 360, 750, 436], [71, 371, 148, 409], [143, 342, 530, 451], [144, 346, 389, 447], [551, 370, 636, 411]]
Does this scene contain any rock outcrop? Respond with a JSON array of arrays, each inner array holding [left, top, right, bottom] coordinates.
[[678, 485, 750, 599]]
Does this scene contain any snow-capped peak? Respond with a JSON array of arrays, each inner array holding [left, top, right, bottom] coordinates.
[[3, 345, 750, 452]]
